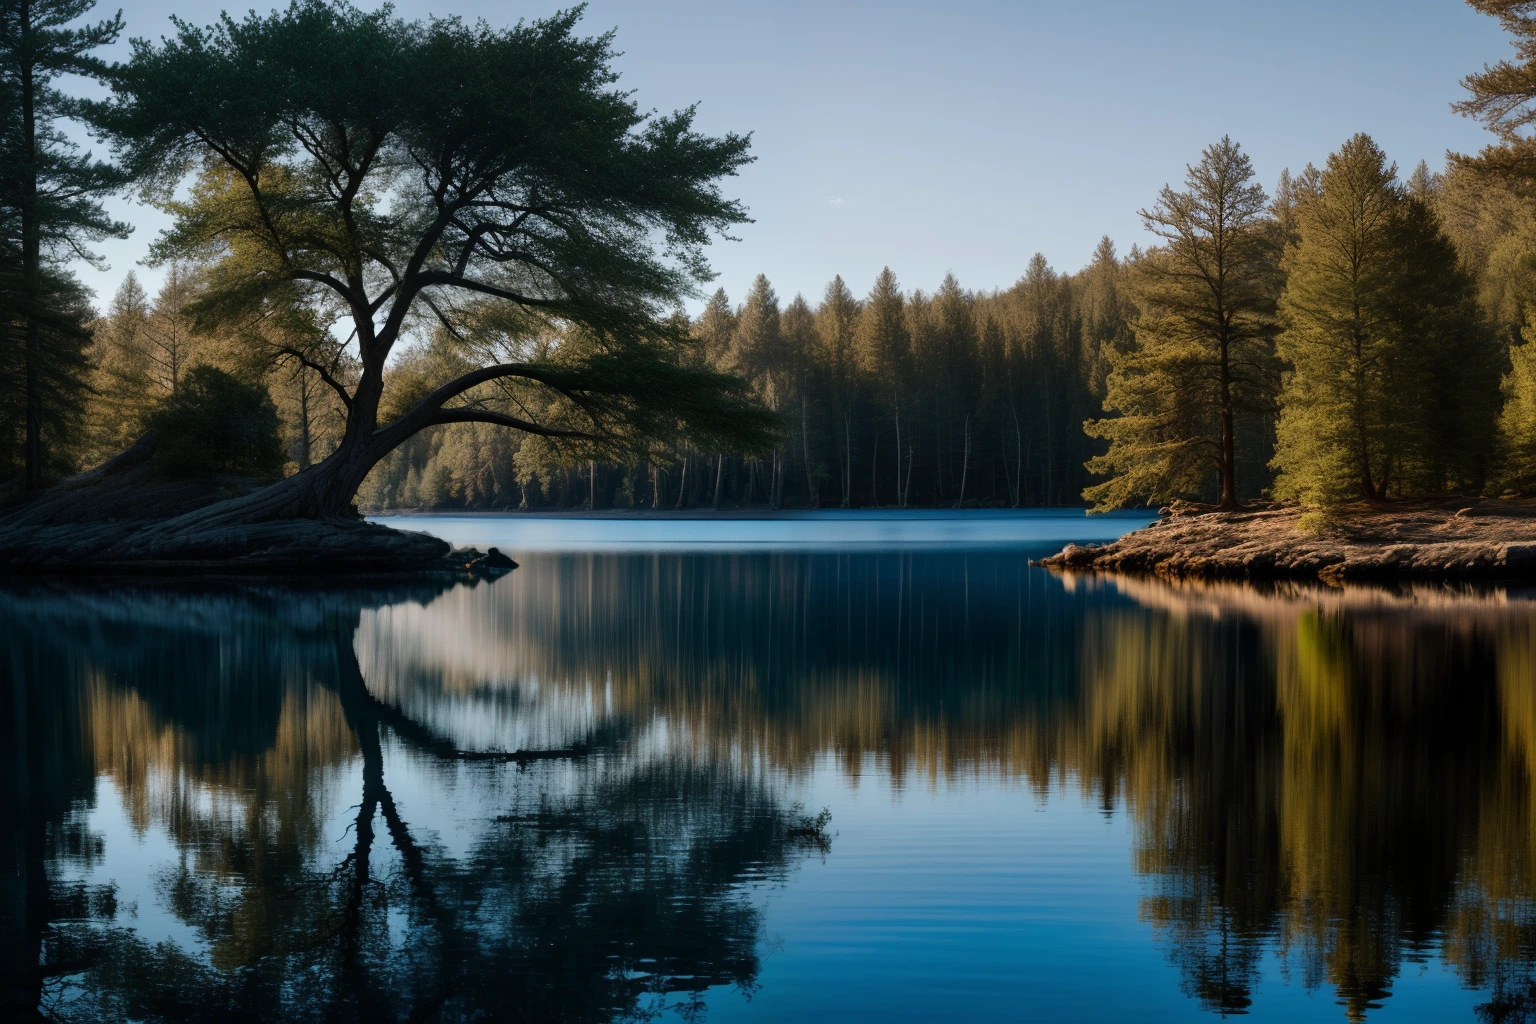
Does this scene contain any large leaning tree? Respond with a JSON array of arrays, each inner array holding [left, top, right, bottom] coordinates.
[[89, 0, 778, 524]]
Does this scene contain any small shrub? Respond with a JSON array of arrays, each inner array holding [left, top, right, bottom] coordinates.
[[146, 366, 284, 479], [1296, 510, 1333, 536]]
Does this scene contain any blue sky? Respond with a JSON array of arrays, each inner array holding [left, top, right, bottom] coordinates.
[[76, 0, 1510, 310]]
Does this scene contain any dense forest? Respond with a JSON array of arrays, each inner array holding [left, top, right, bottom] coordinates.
[[9, 0, 1536, 513]]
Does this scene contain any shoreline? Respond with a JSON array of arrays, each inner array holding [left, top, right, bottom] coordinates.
[[362, 505, 1115, 520], [0, 516, 516, 579], [1035, 501, 1536, 583]]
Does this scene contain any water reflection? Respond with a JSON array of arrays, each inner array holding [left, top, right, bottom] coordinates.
[[6, 554, 1536, 1021], [0, 579, 825, 1023]]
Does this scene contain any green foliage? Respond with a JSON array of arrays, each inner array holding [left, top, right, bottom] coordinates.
[[1085, 137, 1280, 511], [1272, 134, 1499, 507], [1495, 332, 1536, 494], [0, 266, 93, 480], [84, 0, 772, 516], [0, 0, 130, 486], [358, 258, 1131, 511], [1295, 510, 1333, 535], [145, 365, 283, 478], [93, 0, 752, 339]]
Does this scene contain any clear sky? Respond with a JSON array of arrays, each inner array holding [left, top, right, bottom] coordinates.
[[74, 0, 1512, 311]]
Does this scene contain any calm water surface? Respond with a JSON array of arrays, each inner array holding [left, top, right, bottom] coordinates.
[[5, 510, 1536, 1022]]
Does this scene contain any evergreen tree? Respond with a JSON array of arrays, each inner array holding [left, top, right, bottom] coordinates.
[[84, 271, 150, 464], [781, 294, 821, 506], [1434, 161, 1536, 348], [140, 264, 203, 397], [692, 288, 737, 507], [815, 275, 860, 507], [1495, 325, 1536, 495], [694, 288, 738, 369], [1271, 134, 1495, 506], [1455, 2, 1536, 181], [1079, 236, 1132, 402], [855, 268, 910, 506], [0, 0, 128, 488], [930, 274, 979, 505], [731, 275, 785, 506], [1084, 137, 1279, 511]]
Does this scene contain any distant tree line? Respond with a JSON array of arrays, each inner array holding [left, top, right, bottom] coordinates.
[[13, 0, 1536, 513], [352, 131, 1536, 512], [351, 253, 1121, 510]]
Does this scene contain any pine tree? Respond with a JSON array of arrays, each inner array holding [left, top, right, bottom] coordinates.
[[84, 272, 151, 463], [0, 0, 128, 488], [692, 288, 737, 507], [931, 274, 978, 505], [694, 289, 738, 370], [1495, 324, 1536, 494], [815, 276, 861, 507], [1084, 137, 1280, 511], [1407, 159, 1438, 201], [141, 265, 204, 397], [1271, 134, 1495, 506], [856, 268, 910, 506], [1455, 2, 1536, 179], [1079, 236, 1132, 403], [781, 294, 820, 506], [731, 275, 785, 506]]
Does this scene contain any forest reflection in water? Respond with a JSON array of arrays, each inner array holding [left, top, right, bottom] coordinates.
[[5, 551, 1536, 1021]]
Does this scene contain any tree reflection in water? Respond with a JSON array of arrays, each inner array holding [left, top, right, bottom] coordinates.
[[0, 579, 827, 1023], [7, 555, 1536, 1022]]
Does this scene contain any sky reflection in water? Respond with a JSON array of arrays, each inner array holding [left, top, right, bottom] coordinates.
[[4, 511, 1536, 1023]]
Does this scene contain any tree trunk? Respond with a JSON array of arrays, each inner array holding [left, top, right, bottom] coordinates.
[[1041, 383, 1053, 505], [297, 368, 314, 470], [20, 3, 42, 492], [871, 430, 880, 507], [842, 411, 852, 508], [1217, 335, 1238, 511], [801, 396, 817, 508], [712, 454, 724, 509], [1013, 412, 1024, 508], [957, 415, 971, 508], [674, 455, 688, 510]]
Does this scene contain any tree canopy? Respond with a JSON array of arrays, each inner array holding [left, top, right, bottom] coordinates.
[[1272, 135, 1498, 506], [88, 0, 775, 520]]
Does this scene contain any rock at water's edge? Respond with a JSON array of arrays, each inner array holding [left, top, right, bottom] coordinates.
[[1035, 501, 1536, 582]]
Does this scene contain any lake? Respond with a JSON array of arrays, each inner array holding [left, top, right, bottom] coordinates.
[[5, 509, 1536, 1022]]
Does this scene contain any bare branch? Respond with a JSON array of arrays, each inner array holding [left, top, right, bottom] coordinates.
[[275, 346, 354, 409]]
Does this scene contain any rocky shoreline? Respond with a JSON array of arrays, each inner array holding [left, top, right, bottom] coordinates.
[[0, 438, 515, 579], [0, 515, 517, 578], [1036, 501, 1536, 582]]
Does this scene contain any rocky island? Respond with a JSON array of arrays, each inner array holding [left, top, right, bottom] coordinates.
[[1038, 501, 1536, 583]]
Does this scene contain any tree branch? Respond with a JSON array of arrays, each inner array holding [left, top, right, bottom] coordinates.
[[412, 270, 561, 307], [425, 407, 593, 439], [275, 346, 353, 409]]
